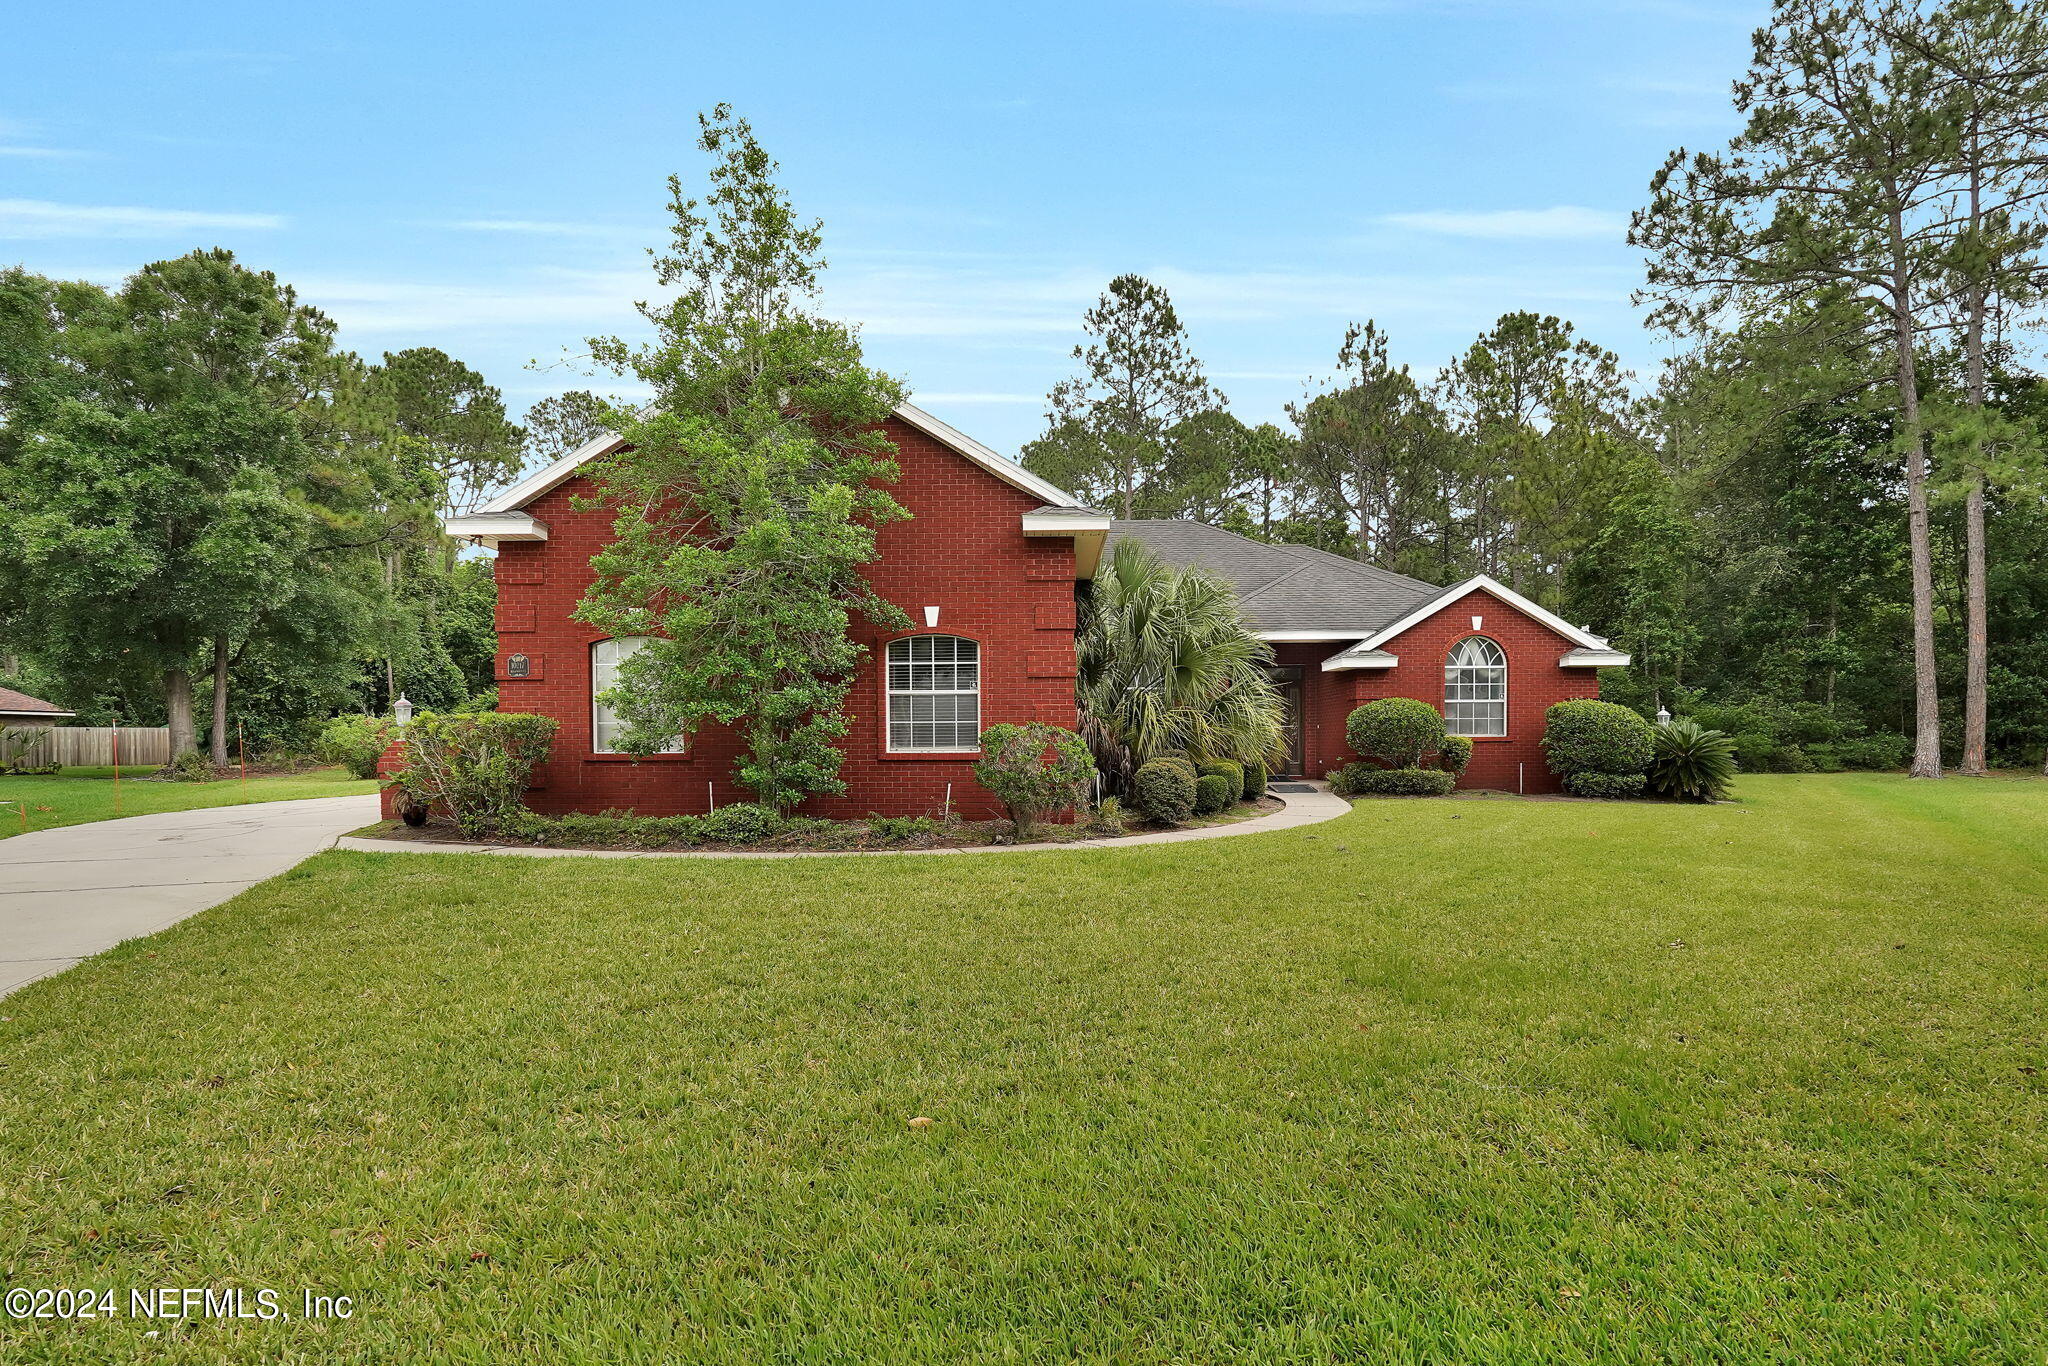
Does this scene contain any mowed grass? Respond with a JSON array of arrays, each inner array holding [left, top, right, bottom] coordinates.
[[0, 767, 375, 839], [2, 774, 2045, 1363]]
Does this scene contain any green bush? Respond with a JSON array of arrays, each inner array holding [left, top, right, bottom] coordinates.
[[1194, 773, 1233, 815], [1132, 756, 1197, 826], [1767, 745, 1815, 774], [864, 814, 942, 844], [694, 802, 788, 844], [1085, 796, 1128, 835], [1562, 770, 1648, 799], [388, 711, 559, 836], [1197, 759, 1245, 801], [1728, 730, 1775, 772], [1648, 719, 1736, 802], [1345, 697, 1446, 768], [1241, 760, 1269, 800], [316, 713, 392, 780], [162, 751, 218, 782], [973, 723, 1095, 838], [1438, 734, 1473, 777], [1542, 700, 1653, 779], [1825, 733, 1913, 771], [1331, 764, 1455, 797]]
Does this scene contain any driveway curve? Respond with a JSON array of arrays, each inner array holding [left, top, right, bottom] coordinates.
[[0, 794, 378, 997]]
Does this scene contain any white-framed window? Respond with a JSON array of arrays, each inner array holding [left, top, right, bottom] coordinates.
[[591, 637, 686, 754], [1444, 636, 1507, 738], [886, 635, 980, 752]]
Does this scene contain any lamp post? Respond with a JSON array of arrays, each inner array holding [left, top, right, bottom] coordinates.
[[394, 694, 414, 727], [1655, 703, 1671, 726]]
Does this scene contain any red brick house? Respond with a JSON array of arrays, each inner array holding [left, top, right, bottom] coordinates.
[[439, 404, 1626, 817]]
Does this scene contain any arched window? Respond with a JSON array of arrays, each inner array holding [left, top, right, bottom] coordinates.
[[591, 637, 686, 754], [886, 635, 980, 752], [1444, 636, 1507, 738]]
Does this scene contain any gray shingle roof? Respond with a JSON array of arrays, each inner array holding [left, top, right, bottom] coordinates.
[[0, 685, 72, 717], [1105, 521, 1448, 635]]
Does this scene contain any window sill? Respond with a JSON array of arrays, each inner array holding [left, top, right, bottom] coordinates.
[[879, 750, 982, 761], [583, 753, 694, 763]]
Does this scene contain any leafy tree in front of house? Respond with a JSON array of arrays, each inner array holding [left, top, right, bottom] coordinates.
[[573, 105, 910, 811]]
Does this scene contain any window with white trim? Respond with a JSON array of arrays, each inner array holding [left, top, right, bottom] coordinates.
[[1444, 636, 1507, 737], [591, 637, 686, 754], [886, 635, 980, 751]]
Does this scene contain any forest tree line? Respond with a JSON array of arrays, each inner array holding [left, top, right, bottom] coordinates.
[[1025, 0, 2048, 775]]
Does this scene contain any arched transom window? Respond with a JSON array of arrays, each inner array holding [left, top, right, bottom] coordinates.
[[1444, 636, 1507, 738], [591, 637, 686, 754], [886, 635, 980, 752]]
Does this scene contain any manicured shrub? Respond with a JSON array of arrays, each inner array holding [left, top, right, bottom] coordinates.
[[1542, 700, 1653, 780], [1438, 734, 1473, 777], [1197, 759, 1245, 803], [1241, 760, 1270, 800], [1132, 756, 1197, 826], [388, 711, 559, 836], [1345, 697, 1446, 769], [1333, 764, 1456, 797], [1562, 770, 1648, 799], [974, 723, 1095, 838], [1648, 718, 1736, 802], [1194, 773, 1233, 815], [316, 713, 392, 780], [694, 802, 788, 844]]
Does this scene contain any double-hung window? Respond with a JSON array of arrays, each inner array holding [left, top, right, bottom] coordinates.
[[1444, 637, 1507, 738], [591, 637, 686, 754], [886, 635, 980, 752]]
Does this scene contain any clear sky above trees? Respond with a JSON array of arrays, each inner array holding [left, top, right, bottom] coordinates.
[[5, 0, 1768, 457]]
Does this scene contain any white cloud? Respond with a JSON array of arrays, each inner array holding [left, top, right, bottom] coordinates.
[[0, 146, 80, 159], [0, 199, 285, 239], [1375, 206, 1626, 240]]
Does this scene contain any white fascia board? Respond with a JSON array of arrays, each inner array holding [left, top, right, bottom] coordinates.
[[1022, 510, 1112, 578], [475, 402, 1088, 516], [1259, 630, 1371, 643], [1320, 647, 1399, 671], [1561, 647, 1631, 667], [1348, 575, 1615, 655], [0, 709, 74, 719], [444, 511, 550, 546]]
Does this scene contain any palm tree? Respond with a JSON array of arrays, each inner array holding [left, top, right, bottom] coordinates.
[[1077, 538, 1287, 786]]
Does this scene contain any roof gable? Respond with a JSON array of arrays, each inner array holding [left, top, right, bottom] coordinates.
[[475, 402, 1084, 516], [1320, 575, 1629, 670]]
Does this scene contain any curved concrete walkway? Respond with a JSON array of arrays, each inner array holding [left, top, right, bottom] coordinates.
[[334, 784, 1350, 862], [0, 794, 380, 997]]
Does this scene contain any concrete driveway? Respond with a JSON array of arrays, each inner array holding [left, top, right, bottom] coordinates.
[[0, 794, 379, 997]]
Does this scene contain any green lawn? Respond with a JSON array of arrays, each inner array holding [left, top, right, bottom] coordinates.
[[0, 766, 376, 838], [3, 773, 2044, 1363]]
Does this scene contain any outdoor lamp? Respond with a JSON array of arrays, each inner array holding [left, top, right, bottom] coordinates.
[[394, 694, 414, 726], [1656, 704, 1671, 725]]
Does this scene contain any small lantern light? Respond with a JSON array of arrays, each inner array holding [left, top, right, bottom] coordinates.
[[394, 694, 414, 727], [1655, 703, 1671, 725]]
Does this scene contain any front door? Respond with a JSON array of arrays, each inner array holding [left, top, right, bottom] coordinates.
[[1270, 667, 1305, 777]]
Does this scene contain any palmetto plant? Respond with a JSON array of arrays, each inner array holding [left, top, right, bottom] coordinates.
[[1077, 538, 1287, 786], [1649, 717, 1737, 802]]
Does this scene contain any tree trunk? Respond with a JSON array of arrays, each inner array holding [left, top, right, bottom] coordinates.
[[1961, 478, 1989, 774], [164, 668, 198, 760], [1893, 296, 1942, 780], [209, 635, 231, 768]]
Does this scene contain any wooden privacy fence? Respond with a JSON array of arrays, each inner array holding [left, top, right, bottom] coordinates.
[[4, 726, 172, 768]]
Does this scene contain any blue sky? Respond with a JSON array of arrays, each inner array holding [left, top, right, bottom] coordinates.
[[6, 0, 1762, 460]]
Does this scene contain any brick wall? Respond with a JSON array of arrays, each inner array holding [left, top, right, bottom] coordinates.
[[488, 416, 1078, 821], [1287, 588, 1602, 793]]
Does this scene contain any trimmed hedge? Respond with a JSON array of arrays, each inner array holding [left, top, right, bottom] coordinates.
[[1345, 697, 1446, 768], [1193, 773, 1234, 815], [1241, 760, 1270, 799], [1132, 756, 1197, 826], [1561, 770, 1647, 799], [1197, 759, 1245, 800], [1329, 763, 1456, 797], [973, 722, 1095, 837], [1541, 700, 1653, 779], [1438, 734, 1473, 777]]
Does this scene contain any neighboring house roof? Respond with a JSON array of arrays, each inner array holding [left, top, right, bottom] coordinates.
[[1107, 520, 1630, 670], [445, 402, 1111, 574], [0, 686, 74, 719]]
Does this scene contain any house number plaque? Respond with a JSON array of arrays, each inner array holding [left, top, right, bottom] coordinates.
[[506, 653, 530, 678]]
